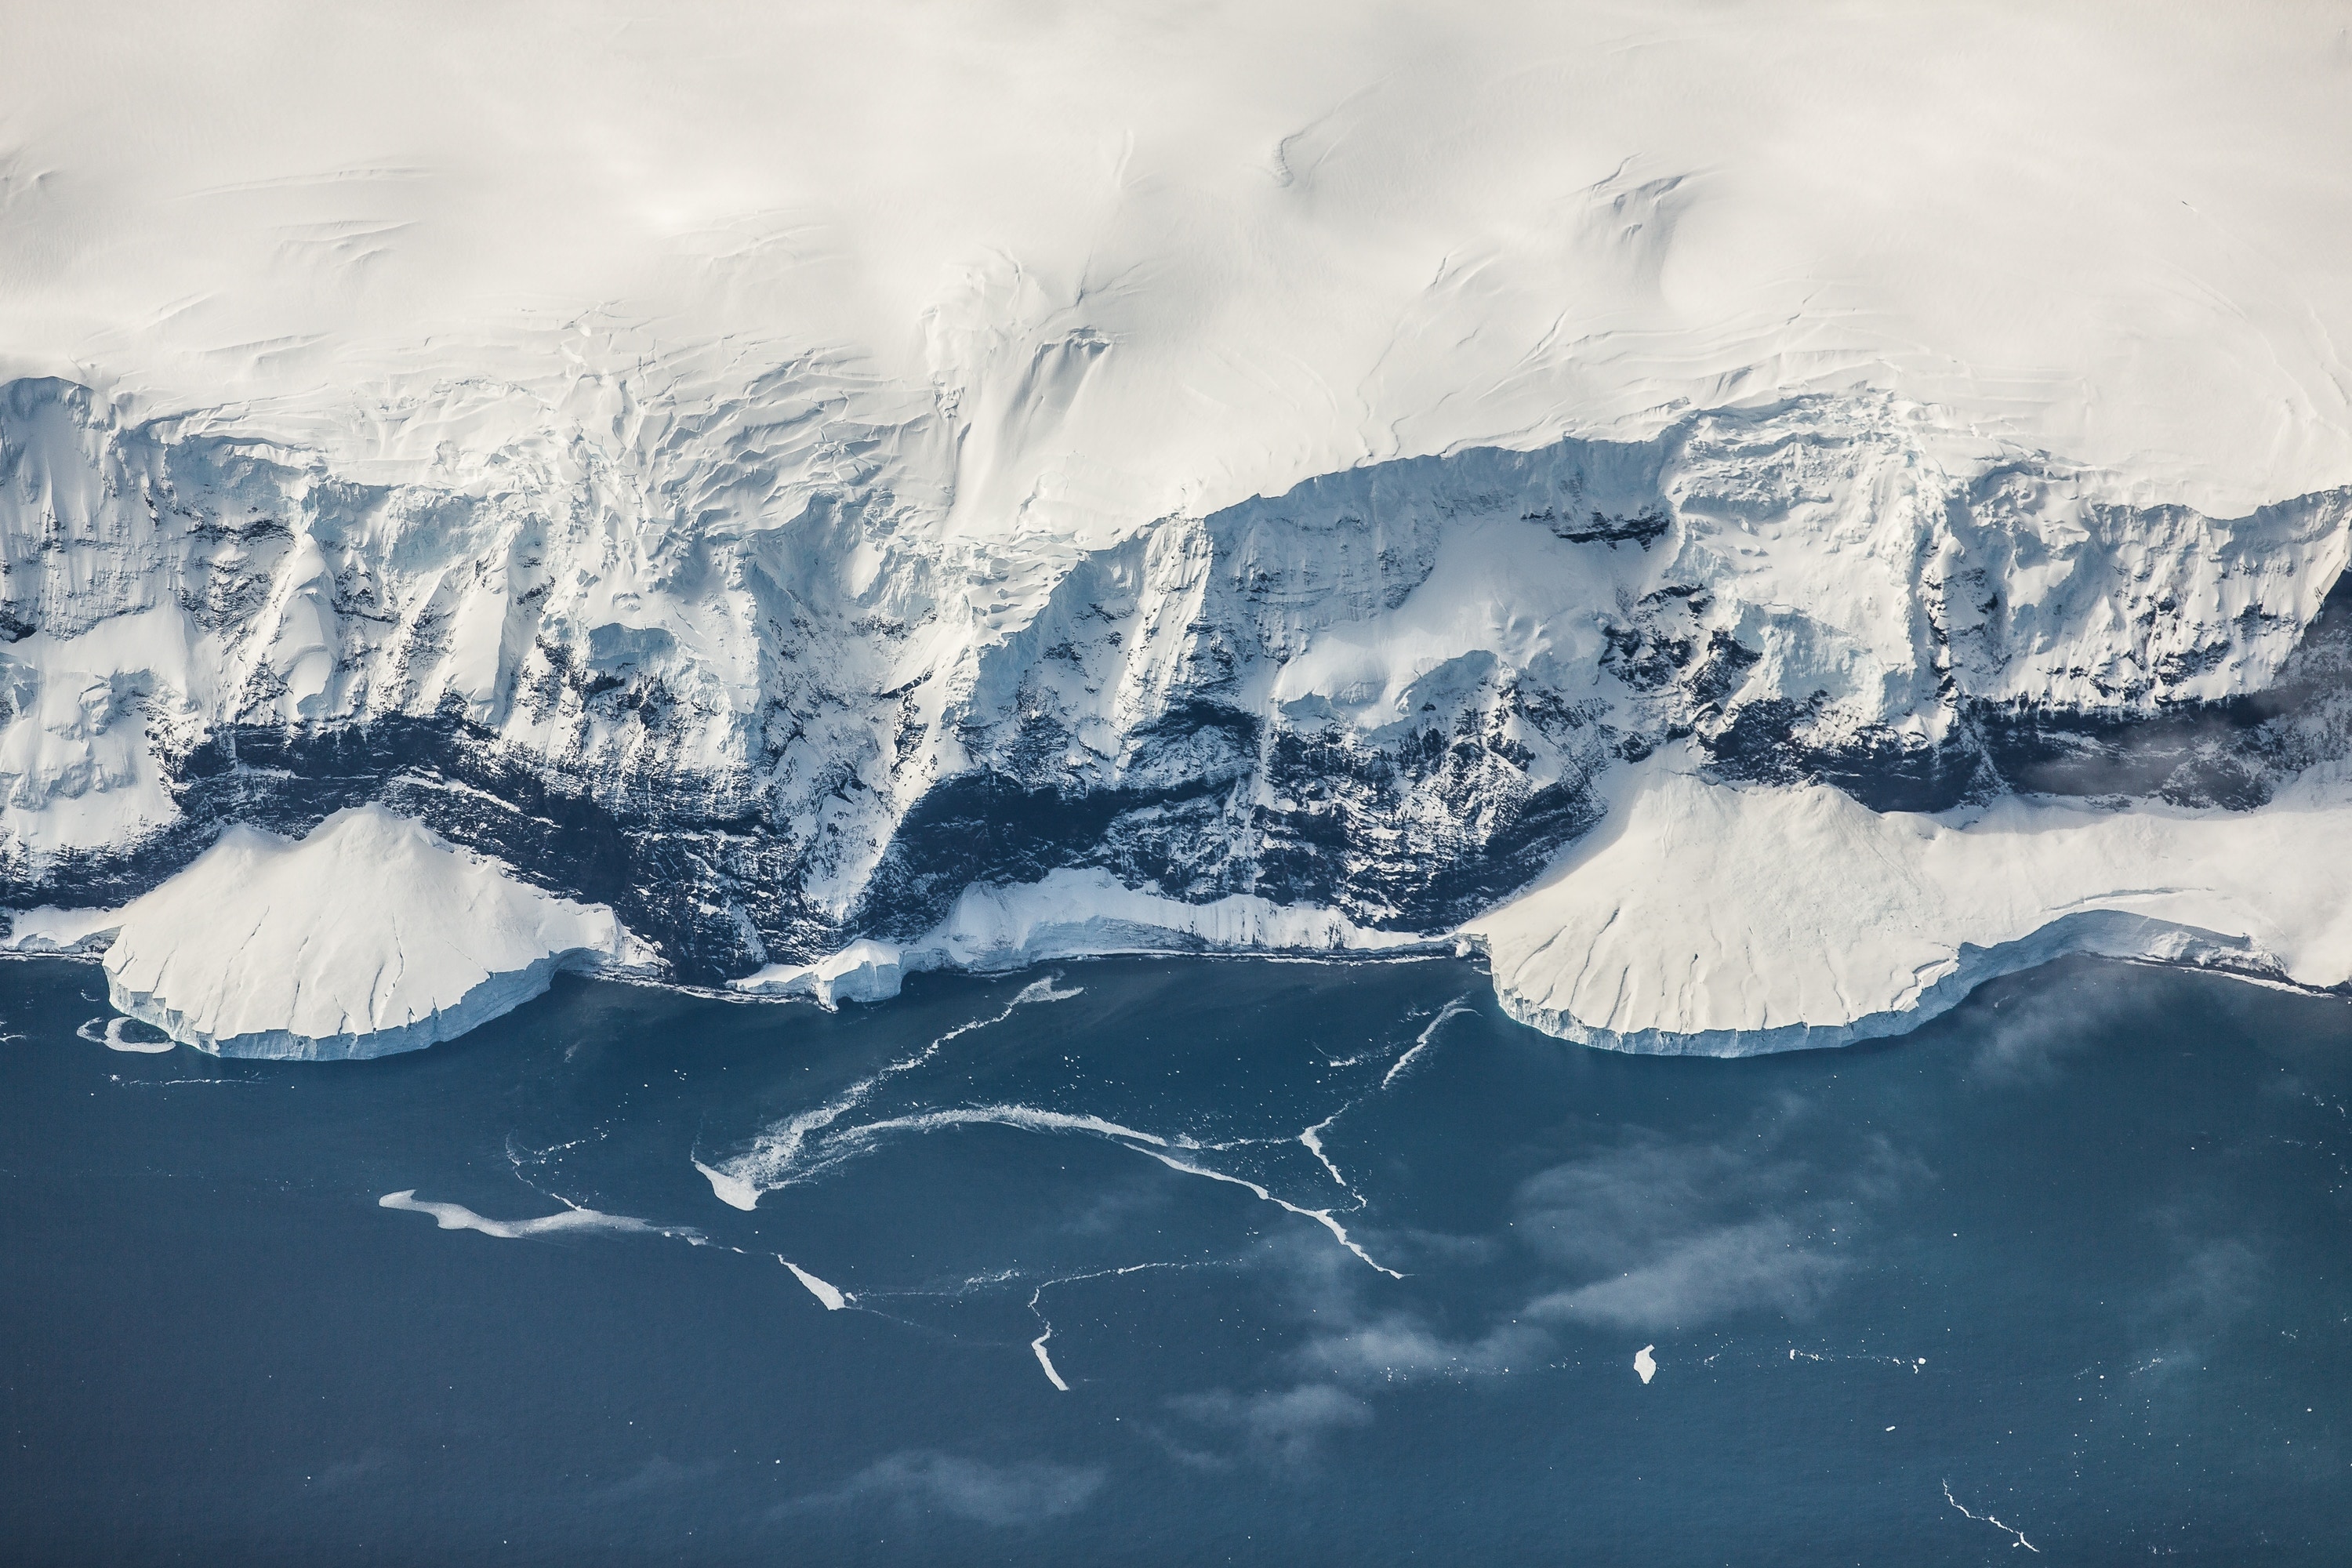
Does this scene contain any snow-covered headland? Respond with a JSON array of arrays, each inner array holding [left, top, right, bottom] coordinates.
[[5, 807, 652, 1059], [2, 4, 2350, 1055]]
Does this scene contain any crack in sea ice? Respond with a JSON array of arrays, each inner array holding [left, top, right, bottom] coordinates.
[[1787, 1347, 1928, 1372], [1123, 1144, 1403, 1279], [1942, 1480, 2040, 1552]]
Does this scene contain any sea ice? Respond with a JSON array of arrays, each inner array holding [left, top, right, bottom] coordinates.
[[378, 1191, 684, 1241]]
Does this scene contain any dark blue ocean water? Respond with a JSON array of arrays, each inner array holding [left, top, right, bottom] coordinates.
[[2, 953, 2348, 1566]]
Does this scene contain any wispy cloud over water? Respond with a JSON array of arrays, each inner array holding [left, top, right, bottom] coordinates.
[[780, 1451, 1106, 1526]]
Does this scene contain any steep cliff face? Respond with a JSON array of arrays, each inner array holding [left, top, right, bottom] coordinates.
[[5, 374, 2348, 987]]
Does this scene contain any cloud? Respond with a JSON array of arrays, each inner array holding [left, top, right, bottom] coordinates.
[[1514, 1139, 1773, 1272], [2137, 1236, 2263, 1353], [304, 1448, 397, 1494], [1279, 1113, 1922, 1382], [782, 1450, 1105, 1526], [1524, 1217, 1844, 1330], [1507, 1126, 1882, 1330], [1960, 969, 2147, 1084], [1166, 1383, 1371, 1467], [1298, 1310, 1555, 1382]]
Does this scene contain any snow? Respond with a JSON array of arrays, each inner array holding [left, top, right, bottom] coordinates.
[[913, 870, 1425, 971], [734, 869, 1426, 1007], [732, 939, 904, 1008], [100, 806, 650, 1059], [731, 753, 2352, 1056], [0, 5, 2347, 1056], [2, 4, 2344, 524], [2, 903, 123, 956], [1464, 757, 2352, 1054]]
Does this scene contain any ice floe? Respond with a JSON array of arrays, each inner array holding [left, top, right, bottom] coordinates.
[[782, 1258, 850, 1311], [378, 1191, 693, 1242]]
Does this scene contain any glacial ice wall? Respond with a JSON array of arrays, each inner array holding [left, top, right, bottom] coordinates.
[[3, 376, 2351, 1004]]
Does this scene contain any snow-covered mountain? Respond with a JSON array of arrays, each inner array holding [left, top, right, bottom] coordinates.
[[3, 2, 2349, 1054]]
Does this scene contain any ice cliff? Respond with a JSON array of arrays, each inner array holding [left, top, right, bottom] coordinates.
[[2, 3, 2348, 1053], [86, 806, 646, 1059]]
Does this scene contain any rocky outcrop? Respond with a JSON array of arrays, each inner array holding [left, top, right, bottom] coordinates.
[[4, 376, 2350, 1014]]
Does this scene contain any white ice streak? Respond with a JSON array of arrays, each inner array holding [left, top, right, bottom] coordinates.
[[1381, 996, 1474, 1091], [1634, 1345, 1657, 1385], [1030, 1328, 1070, 1392], [1942, 1481, 2039, 1552], [1299, 1114, 1349, 1186], [696, 979, 1081, 1209], [730, 1090, 1403, 1279], [1024, 1263, 1187, 1392], [378, 1190, 698, 1243], [80, 1017, 173, 1052], [1027, 1282, 1076, 1392], [1128, 1146, 1403, 1279], [1298, 997, 1475, 1192], [782, 1258, 850, 1310]]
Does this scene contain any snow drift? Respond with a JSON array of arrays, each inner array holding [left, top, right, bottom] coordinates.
[[94, 806, 646, 1059], [1463, 760, 2352, 1053]]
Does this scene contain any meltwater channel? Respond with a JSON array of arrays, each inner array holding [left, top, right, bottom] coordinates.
[[2, 953, 2348, 1565]]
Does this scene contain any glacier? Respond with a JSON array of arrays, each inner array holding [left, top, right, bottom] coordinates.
[[2, 3, 2349, 1054], [51, 806, 650, 1060]]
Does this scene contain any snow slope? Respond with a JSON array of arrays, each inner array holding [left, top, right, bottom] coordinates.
[[98, 805, 646, 1059], [1464, 757, 2352, 1054], [0, 3, 2348, 1052]]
